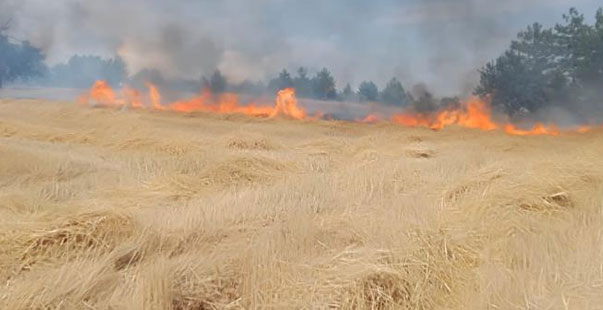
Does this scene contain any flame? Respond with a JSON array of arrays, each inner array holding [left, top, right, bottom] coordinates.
[[123, 87, 143, 108], [147, 83, 165, 110], [504, 123, 560, 136], [574, 126, 592, 134], [360, 114, 381, 123], [86, 80, 124, 107], [391, 114, 433, 128], [389, 96, 589, 136], [79, 81, 308, 120], [169, 88, 275, 116], [77, 80, 596, 136], [392, 97, 498, 131], [271, 88, 306, 120]]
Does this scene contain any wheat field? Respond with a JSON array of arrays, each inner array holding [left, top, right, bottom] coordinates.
[[1, 98, 602, 309]]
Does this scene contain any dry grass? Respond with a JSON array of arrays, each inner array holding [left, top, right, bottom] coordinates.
[[1, 98, 603, 309]]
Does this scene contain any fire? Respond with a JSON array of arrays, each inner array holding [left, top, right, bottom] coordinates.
[[78, 80, 595, 136], [123, 87, 143, 108], [360, 114, 381, 123], [504, 123, 560, 136], [441, 97, 499, 130], [147, 83, 165, 110], [79, 81, 308, 120], [78, 80, 124, 107], [391, 114, 433, 128], [392, 97, 498, 131], [390, 96, 588, 136], [271, 88, 306, 120], [168, 89, 275, 116], [574, 126, 592, 134]]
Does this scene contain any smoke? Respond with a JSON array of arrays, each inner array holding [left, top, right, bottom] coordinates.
[[381, 0, 602, 96], [2, 0, 601, 96]]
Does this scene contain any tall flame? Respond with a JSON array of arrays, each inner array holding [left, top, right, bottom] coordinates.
[[271, 88, 306, 120], [147, 83, 165, 110]]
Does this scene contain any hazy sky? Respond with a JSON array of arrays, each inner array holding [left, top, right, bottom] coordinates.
[[2, 0, 601, 95]]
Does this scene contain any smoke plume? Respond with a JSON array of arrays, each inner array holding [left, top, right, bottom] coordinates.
[[2, 0, 601, 95]]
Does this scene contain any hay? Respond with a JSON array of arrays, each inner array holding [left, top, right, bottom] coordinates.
[[226, 136, 275, 151], [19, 211, 135, 270], [1, 98, 603, 309]]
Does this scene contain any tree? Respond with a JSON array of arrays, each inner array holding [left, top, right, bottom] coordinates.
[[311, 68, 337, 100], [268, 69, 294, 92], [103, 56, 128, 87], [342, 83, 354, 99], [555, 8, 603, 85], [475, 50, 549, 115], [440, 97, 461, 109], [475, 7, 603, 115], [232, 79, 265, 95], [293, 67, 312, 97], [476, 23, 561, 115], [410, 84, 438, 112], [47, 55, 127, 88], [381, 78, 410, 106], [0, 30, 46, 88], [358, 81, 378, 101], [209, 70, 227, 93], [132, 68, 166, 89]]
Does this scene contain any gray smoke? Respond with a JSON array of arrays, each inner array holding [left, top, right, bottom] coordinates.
[[2, 0, 601, 96]]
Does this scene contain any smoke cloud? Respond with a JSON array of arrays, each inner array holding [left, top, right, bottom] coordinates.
[[2, 0, 601, 96]]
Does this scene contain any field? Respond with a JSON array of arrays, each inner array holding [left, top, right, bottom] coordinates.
[[1, 98, 603, 309]]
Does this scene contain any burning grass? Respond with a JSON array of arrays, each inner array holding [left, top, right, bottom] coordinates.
[[1, 98, 603, 309], [78, 80, 599, 137]]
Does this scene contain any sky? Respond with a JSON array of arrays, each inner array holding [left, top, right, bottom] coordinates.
[[1, 0, 602, 96]]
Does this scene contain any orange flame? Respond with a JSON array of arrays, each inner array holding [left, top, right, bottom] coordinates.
[[389, 96, 589, 136], [169, 88, 275, 116], [147, 83, 165, 110], [87, 80, 124, 107], [79, 81, 308, 120], [271, 88, 306, 120], [360, 114, 381, 123], [392, 97, 498, 131], [77, 81, 595, 136], [573, 126, 592, 134], [504, 123, 560, 136], [123, 87, 143, 108]]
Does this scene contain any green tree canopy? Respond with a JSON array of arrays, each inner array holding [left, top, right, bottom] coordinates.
[[268, 69, 294, 92], [381, 78, 410, 106], [47, 55, 127, 88], [410, 84, 438, 113], [475, 7, 603, 115], [0, 32, 46, 88], [293, 67, 312, 98], [311, 68, 337, 100], [358, 81, 378, 101], [342, 83, 353, 99]]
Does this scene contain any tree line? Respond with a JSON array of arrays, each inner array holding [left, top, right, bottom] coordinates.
[[244, 67, 415, 106], [475, 8, 603, 116], [0, 21, 45, 88], [206, 69, 457, 111], [2, 7, 602, 115]]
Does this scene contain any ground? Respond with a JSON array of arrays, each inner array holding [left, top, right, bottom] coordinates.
[[1, 98, 602, 309]]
